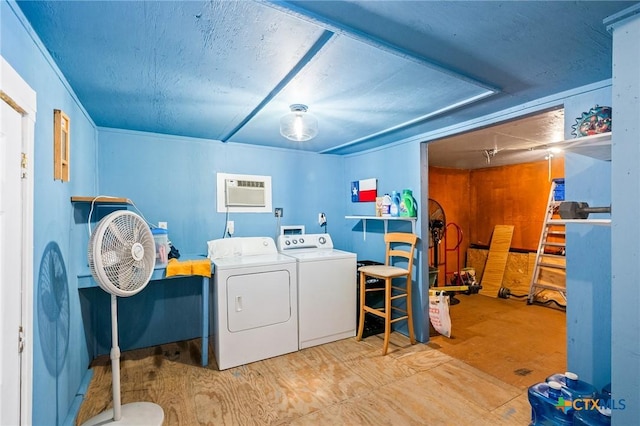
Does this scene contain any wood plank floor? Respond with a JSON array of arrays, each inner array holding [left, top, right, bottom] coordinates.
[[76, 295, 565, 425], [429, 293, 566, 389]]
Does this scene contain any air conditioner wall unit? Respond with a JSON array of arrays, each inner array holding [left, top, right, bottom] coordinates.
[[224, 179, 266, 207], [216, 173, 272, 213]]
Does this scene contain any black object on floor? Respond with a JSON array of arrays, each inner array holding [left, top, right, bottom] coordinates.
[[356, 260, 386, 337], [361, 314, 386, 338], [448, 293, 461, 305]]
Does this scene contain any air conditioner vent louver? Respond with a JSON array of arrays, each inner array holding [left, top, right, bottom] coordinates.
[[237, 180, 264, 188]]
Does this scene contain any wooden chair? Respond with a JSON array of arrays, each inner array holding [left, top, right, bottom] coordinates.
[[356, 232, 418, 355]]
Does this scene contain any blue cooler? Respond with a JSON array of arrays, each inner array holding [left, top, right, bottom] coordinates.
[[545, 372, 597, 401], [572, 384, 612, 426], [528, 381, 573, 425], [573, 407, 611, 426]]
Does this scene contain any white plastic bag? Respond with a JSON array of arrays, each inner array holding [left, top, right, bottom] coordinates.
[[429, 292, 452, 338]]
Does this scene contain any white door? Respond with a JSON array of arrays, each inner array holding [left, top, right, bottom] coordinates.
[[226, 270, 292, 332], [1, 55, 35, 425], [0, 95, 24, 425]]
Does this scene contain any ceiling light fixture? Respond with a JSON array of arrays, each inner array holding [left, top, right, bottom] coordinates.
[[280, 104, 318, 142]]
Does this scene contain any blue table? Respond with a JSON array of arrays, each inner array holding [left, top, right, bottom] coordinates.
[[77, 255, 213, 367]]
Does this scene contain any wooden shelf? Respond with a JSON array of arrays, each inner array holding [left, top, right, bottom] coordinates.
[[346, 215, 416, 239], [548, 132, 611, 161], [71, 196, 132, 205]]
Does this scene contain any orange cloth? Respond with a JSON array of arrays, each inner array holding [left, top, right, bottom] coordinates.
[[165, 258, 211, 278], [191, 259, 212, 277], [165, 259, 191, 277]]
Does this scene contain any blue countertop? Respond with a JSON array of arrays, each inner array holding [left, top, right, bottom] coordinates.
[[77, 253, 212, 288]]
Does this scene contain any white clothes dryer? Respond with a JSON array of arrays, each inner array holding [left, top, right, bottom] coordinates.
[[208, 237, 298, 370], [277, 233, 357, 349]]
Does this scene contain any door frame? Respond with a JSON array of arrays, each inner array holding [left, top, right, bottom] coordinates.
[[1, 55, 36, 426]]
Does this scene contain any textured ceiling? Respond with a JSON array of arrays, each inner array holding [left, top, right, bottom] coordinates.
[[427, 108, 566, 170], [15, 0, 637, 161]]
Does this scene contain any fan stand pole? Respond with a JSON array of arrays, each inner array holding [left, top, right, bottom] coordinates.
[[110, 294, 122, 421], [81, 293, 164, 426]]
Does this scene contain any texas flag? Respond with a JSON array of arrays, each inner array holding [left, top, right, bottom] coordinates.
[[351, 178, 377, 202]]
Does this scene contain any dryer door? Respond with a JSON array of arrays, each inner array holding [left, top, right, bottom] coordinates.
[[226, 270, 292, 332]]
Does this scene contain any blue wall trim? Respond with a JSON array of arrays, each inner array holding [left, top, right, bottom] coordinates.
[[266, 0, 500, 92], [221, 30, 335, 142], [62, 369, 93, 426]]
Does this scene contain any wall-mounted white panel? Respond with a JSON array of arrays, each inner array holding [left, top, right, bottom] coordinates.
[[216, 172, 272, 213]]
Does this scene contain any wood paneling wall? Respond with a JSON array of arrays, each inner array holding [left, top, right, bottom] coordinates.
[[428, 167, 471, 285], [469, 159, 564, 249], [428, 158, 564, 284]]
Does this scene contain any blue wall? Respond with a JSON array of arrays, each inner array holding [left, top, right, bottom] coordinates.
[[563, 87, 613, 391], [97, 128, 346, 253], [609, 8, 640, 424], [2, 2, 98, 424], [343, 141, 428, 341], [565, 154, 612, 388]]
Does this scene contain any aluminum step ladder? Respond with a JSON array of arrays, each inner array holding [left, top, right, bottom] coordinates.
[[528, 179, 566, 304]]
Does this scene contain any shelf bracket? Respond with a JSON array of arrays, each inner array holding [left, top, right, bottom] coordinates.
[[345, 215, 417, 240]]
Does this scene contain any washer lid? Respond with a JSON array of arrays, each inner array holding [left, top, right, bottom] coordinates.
[[208, 236, 277, 260], [284, 249, 356, 261]]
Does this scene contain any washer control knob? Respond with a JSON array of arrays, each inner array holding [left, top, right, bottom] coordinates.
[[292, 239, 298, 244], [285, 240, 291, 246], [319, 236, 326, 245], [299, 238, 305, 244]]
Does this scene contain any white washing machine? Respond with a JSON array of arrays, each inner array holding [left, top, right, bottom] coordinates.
[[208, 237, 298, 370], [277, 233, 357, 349]]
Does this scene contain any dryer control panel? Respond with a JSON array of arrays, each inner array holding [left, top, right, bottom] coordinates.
[[277, 233, 334, 251]]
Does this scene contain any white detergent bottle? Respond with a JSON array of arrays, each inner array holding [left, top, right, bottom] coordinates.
[[382, 194, 392, 217]]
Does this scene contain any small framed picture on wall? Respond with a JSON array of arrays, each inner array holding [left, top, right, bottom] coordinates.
[[53, 109, 70, 181]]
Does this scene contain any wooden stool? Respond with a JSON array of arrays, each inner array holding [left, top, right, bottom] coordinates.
[[356, 232, 418, 355]]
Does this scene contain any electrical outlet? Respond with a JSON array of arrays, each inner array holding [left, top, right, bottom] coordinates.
[[275, 207, 283, 217], [227, 221, 235, 235], [158, 221, 167, 229], [318, 212, 326, 225]]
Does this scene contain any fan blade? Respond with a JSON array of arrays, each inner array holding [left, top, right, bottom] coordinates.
[[106, 220, 132, 249], [101, 250, 122, 267], [132, 223, 142, 244], [130, 263, 150, 288]]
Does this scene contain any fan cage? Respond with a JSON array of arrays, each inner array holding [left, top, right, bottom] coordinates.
[[88, 211, 155, 297], [428, 198, 446, 248]]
